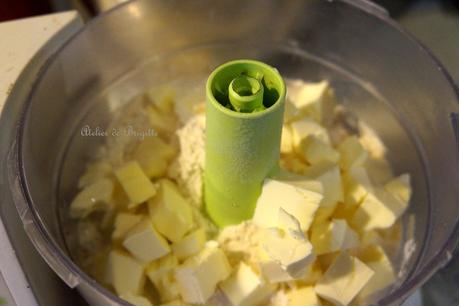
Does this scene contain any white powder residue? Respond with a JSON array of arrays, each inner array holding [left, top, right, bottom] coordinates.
[[169, 114, 206, 206], [217, 221, 266, 268], [398, 239, 417, 279]]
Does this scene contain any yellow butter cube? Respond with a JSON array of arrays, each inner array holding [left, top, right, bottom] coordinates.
[[286, 286, 322, 306], [160, 300, 191, 306], [120, 293, 153, 306], [280, 156, 309, 175], [123, 219, 170, 263], [287, 80, 330, 123], [304, 162, 343, 210], [351, 188, 407, 231], [156, 272, 181, 302], [133, 137, 176, 179], [70, 178, 114, 218], [291, 118, 331, 149], [257, 214, 314, 282], [385, 174, 411, 204], [296, 261, 323, 286], [105, 250, 145, 296], [259, 257, 294, 283], [315, 252, 374, 306], [146, 254, 180, 302], [253, 179, 323, 231], [317, 252, 340, 272], [114, 161, 157, 207], [281, 125, 294, 154], [112, 212, 142, 241], [283, 99, 302, 123], [220, 262, 275, 306], [149, 179, 193, 242], [175, 247, 231, 304], [299, 136, 340, 165], [172, 228, 206, 261], [263, 225, 315, 278], [343, 167, 373, 207], [311, 219, 359, 255], [338, 136, 368, 170], [146, 253, 178, 285], [258, 243, 322, 285], [354, 246, 395, 301], [146, 85, 176, 114], [146, 105, 177, 134]]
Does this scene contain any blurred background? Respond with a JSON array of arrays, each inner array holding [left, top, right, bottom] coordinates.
[[0, 0, 458, 305], [0, 0, 458, 81]]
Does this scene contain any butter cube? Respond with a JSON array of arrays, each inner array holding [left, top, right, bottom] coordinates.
[[149, 179, 193, 242], [286, 287, 322, 306], [259, 257, 294, 283], [146, 85, 176, 114], [253, 179, 323, 231], [296, 262, 323, 286], [146, 254, 180, 302], [146, 105, 177, 134], [146, 254, 178, 285], [133, 137, 176, 179], [280, 156, 309, 175], [343, 167, 373, 207], [315, 252, 374, 306], [385, 174, 411, 204], [175, 247, 231, 304], [277, 207, 305, 240], [70, 178, 114, 218], [338, 136, 368, 170], [354, 246, 395, 301], [120, 293, 153, 306], [311, 219, 359, 255], [160, 300, 190, 306], [304, 162, 343, 217], [112, 212, 142, 241], [105, 250, 144, 295], [260, 256, 322, 285], [299, 136, 340, 165], [351, 188, 407, 231], [123, 219, 170, 263], [288, 80, 329, 123], [157, 272, 181, 302], [115, 161, 157, 207], [291, 118, 331, 149], [172, 228, 206, 260], [263, 227, 315, 279], [281, 125, 294, 154], [220, 262, 275, 306]]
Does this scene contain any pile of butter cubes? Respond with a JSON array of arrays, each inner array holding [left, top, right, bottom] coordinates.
[[68, 80, 412, 306]]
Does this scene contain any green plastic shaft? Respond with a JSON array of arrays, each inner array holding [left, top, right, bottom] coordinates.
[[205, 59, 286, 227]]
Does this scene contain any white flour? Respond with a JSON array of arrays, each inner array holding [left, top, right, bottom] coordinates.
[[169, 114, 206, 206]]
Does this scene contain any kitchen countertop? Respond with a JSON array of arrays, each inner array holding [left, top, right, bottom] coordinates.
[[0, 11, 81, 306]]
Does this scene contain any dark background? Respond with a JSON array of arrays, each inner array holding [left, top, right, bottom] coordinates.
[[0, 0, 458, 22]]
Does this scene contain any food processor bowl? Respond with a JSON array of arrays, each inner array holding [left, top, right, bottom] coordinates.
[[7, 0, 459, 305]]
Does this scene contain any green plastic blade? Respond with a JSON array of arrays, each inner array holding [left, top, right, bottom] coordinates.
[[205, 59, 286, 227]]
